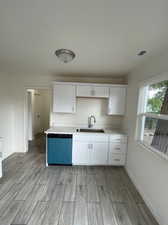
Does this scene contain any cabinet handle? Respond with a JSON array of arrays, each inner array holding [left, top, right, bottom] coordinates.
[[88, 144, 93, 149], [114, 159, 120, 161], [72, 106, 74, 112], [115, 147, 121, 150]]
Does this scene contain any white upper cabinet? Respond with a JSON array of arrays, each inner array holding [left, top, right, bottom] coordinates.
[[108, 87, 126, 115], [77, 85, 109, 98], [52, 82, 127, 115], [53, 84, 76, 113]]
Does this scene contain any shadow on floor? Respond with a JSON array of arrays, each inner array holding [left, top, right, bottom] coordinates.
[[28, 133, 46, 154]]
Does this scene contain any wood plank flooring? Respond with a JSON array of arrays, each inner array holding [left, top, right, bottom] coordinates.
[[0, 151, 159, 225]]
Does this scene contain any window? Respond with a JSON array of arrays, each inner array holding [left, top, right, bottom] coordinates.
[[137, 78, 168, 159]]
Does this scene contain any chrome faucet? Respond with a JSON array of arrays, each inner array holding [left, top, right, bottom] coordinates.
[[88, 115, 96, 128]]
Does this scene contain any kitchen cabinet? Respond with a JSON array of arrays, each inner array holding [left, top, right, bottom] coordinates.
[[52, 82, 127, 114], [90, 142, 108, 165], [76, 85, 109, 98], [108, 135, 127, 166], [46, 130, 128, 166], [53, 84, 76, 113], [108, 87, 126, 115], [72, 134, 108, 165], [73, 133, 127, 166], [73, 142, 90, 165]]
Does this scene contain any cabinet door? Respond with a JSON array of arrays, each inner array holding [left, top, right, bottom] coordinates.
[[53, 84, 76, 113], [94, 86, 109, 98], [108, 87, 126, 115], [76, 85, 92, 97], [90, 142, 108, 165], [72, 142, 90, 165], [77, 85, 109, 98]]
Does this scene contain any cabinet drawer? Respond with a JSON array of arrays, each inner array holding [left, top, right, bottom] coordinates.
[[73, 134, 109, 142], [109, 153, 126, 165], [109, 135, 127, 143], [110, 143, 127, 154]]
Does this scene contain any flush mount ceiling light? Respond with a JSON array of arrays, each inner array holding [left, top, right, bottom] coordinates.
[[137, 50, 147, 56], [55, 49, 76, 63]]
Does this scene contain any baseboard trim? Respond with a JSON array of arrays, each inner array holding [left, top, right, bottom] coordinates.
[[125, 166, 163, 225]]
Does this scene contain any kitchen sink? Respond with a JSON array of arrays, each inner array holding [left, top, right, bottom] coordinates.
[[76, 128, 104, 133]]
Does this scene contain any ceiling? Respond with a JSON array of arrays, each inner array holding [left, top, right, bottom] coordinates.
[[0, 0, 168, 77]]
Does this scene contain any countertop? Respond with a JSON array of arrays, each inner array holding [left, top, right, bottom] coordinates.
[[45, 127, 127, 135]]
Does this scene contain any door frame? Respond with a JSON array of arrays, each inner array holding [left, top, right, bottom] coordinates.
[[24, 85, 51, 152]]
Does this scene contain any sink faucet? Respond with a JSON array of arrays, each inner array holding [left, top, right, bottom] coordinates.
[[88, 115, 96, 128]]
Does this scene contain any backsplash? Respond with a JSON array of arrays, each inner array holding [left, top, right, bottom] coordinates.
[[50, 98, 124, 129]]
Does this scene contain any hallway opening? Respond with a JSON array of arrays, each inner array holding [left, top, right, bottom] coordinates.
[[26, 88, 51, 154]]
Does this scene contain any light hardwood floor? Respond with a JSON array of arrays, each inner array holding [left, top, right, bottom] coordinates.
[[0, 148, 158, 225]]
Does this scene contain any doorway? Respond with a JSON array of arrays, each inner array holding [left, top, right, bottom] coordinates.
[[25, 88, 51, 153]]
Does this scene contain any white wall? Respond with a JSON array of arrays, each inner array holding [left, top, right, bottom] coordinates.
[[51, 97, 123, 128], [0, 73, 126, 158], [125, 51, 168, 225]]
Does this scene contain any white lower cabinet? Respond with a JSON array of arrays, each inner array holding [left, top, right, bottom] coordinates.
[[72, 134, 127, 166], [73, 141, 108, 165], [73, 142, 90, 165], [90, 142, 108, 165], [108, 136, 127, 166]]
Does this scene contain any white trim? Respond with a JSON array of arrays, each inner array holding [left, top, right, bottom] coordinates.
[[137, 141, 168, 161], [138, 113, 168, 120], [125, 166, 164, 225], [53, 81, 127, 87], [139, 72, 168, 87]]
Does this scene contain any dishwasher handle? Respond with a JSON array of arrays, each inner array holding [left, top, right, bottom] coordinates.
[[47, 134, 72, 139]]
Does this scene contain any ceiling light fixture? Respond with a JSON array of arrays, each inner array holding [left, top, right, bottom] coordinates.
[[137, 50, 147, 56], [55, 49, 76, 63]]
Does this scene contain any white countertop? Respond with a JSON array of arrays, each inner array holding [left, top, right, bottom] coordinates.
[[45, 127, 127, 135]]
